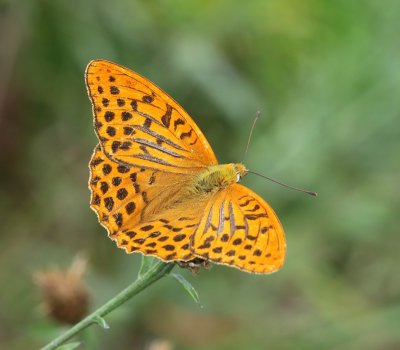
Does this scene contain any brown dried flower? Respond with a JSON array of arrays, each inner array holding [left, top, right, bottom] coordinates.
[[34, 254, 90, 324]]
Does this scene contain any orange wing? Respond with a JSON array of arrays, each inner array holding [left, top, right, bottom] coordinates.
[[85, 60, 218, 173], [191, 184, 286, 274], [87, 60, 286, 273], [90, 145, 285, 270], [90, 144, 204, 261]]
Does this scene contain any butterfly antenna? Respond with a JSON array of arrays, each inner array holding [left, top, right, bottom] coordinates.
[[247, 171, 318, 197], [241, 111, 261, 163]]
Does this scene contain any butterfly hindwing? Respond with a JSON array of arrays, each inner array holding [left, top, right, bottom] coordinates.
[[90, 144, 208, 261], [90, 145, 286, 270], [191, 184, 286, 274], [114, 215, 201, 262], [85, 60, 218, 173]]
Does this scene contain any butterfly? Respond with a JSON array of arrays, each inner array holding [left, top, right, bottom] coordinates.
[[85, 60, 286, 274]]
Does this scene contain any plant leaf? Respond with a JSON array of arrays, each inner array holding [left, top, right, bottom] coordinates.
[[170, 273, 200, 304], [138, 256, 157, 278], [93, 316, 110, 329]]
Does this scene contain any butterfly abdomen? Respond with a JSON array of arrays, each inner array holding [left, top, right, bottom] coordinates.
[[190, 163, 247, 195]]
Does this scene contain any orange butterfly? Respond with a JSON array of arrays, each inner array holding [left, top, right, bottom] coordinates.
[[86, 60, 286, 274]]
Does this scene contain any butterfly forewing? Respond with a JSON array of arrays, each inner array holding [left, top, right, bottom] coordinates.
[[191, 184, 286, 274], [90, 144, 151, 232], [85, 60, 217, 173]]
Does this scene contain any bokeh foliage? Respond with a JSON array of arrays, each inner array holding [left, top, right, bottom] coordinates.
[[0, 0, 399, 349]]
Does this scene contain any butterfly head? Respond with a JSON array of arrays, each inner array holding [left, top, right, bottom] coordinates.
[[234, 163, 248, 183]]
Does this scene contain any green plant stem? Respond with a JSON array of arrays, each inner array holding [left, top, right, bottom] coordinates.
[[41, 261, 175, 350]]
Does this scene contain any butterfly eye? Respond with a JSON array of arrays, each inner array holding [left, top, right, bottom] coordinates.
[[236, 172, 241, 182]]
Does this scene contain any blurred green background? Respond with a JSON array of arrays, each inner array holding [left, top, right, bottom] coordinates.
[[1, 0, 399, 349]]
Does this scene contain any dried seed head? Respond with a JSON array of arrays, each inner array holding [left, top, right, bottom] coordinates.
[[34, 254, 90, 324]]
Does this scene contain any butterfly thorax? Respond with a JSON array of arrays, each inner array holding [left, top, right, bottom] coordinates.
[[190, 163, 247, 195]]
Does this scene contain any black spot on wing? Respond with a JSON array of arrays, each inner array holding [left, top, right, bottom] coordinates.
[[161, 104, 172, 128], [174, 118, 185, 130], [180, 129, 193, 140]]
